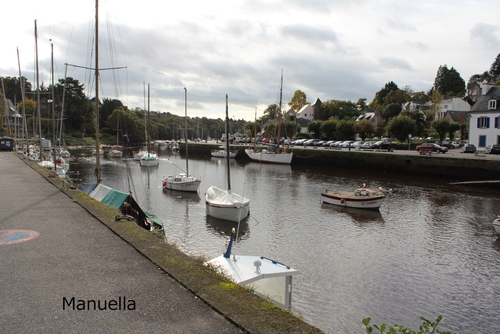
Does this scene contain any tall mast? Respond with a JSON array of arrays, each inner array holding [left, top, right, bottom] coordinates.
[[225, 94, 231, 191], [184, 87, 189, 176], [147, 83, 150, 156], [16, 48, 27, 142], [94, 0, 101, 183], [35, 20, 43, 160], [277, 70, 283, 153]]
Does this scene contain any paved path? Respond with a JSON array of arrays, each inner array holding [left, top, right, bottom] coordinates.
[[0, 153, 242, 334]]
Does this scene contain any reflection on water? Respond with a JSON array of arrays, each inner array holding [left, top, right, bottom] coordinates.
[[68, 147, 500, 334]]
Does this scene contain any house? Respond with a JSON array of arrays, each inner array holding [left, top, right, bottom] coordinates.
[[468, 79, 497, 103], [356, 109, 384, 132], [296, 98, 322, 120], [435, 97, 470, 119], [468, 86, 500, 149]]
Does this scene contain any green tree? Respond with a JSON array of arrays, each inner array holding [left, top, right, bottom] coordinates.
[[244, 121, 261, 137], [490, 53, 500, 78], [320, 119, 338, 139], [336, 120, 356, 140], [382, 103, 402, 120], [320, 100, 359, 120], [434, 64, 466, 97], [386, 115, 417, 142], [369, 81, 399, 109], [411, 91, 431, 103], [356, 98, 367, 111], [355, 119, 375, 141], [431, 119, 451, 141], [448, 122, 461, 141], [459, 123, 468, 140], [288, 90, 308, 112], [307, 120, 322, 138], [261, 104, 279, 123], [401, 110, 426, 138]]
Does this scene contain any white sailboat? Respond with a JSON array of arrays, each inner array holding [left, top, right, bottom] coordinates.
[[206, 95, 250, 222], [245, 71, 293, 164], [162, 87, 201, 192], [140, 84, 159, 167]]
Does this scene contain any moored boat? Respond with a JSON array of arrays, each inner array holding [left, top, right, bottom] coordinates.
[[211, 149, 236, 158], [162, 173, 201, 192], [320, 188, 385, 210], [493, 216, 500, 235]]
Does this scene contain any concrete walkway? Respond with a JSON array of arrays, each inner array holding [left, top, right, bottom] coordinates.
[[0, 152, 242, 333]]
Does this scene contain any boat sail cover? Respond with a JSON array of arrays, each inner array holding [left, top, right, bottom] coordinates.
[[206, 186, 250, 208], [81, 183, 163, 229]]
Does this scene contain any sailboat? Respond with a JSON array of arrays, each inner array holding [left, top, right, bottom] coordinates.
[[245, 71, 293, 164], [140, 84, 159, 167], [205, 95, 250, 222], [162, 87, 201, 192], [108, 115, 123, 158]]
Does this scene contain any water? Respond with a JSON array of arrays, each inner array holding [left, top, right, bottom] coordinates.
[[68, 146, 500, 334]]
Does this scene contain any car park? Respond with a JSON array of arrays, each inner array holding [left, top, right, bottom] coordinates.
[[416, 143, 448, 153], [462, 144, 476, 153], [322, 140, 335, 147], [362, 141, 375, 149], [340, 141, 355, 148], [330, 141, 343, 147], [486, 144, 500, 154]]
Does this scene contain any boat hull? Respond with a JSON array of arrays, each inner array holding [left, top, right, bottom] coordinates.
[[493, 218, 500, 235], [163, 174, 201, 192], [320, 191, 385, 210], [211, 150, 236, 158], [245, 149, 293, 164], [140, 157, 159, 167], [206, 203, 250, 222], [205, 186, 250, 222]]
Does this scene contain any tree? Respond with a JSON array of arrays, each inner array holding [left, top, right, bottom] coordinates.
[[244, 121, 261, 137], [369, 81, 399, 109], [382, 103, 402, 120], [386, 115, 416, 142], [288, 90, 308, 112], [355, 119, 375, 141], [320, 100, 359, 120], [307, 120, 322, 138], [411, 91, 431, 104], [336, 120, 356, 140], [448, 122, 461, 141], [490, 53, 500, 78], [433, 65, 466, 97], [431, 119, 451, 141], [401, 110, 426, 138], [261, 104, 279, 123], [320, 119, 338, 139]]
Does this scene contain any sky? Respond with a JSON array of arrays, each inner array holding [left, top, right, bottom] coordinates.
[[1, 0, 499, 121]]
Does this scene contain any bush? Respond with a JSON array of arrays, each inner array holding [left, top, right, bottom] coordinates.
[[362, 316, 451, 334]]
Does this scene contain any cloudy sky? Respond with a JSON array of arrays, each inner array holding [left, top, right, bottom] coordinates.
[[1, 0, 499, 121]]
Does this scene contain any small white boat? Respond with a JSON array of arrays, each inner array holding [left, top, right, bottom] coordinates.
[[493, 216, 500, 235], [320, 188, 385, 210], [211, 149, 236, 158], [162, 173, 201, 192], [206, 186, 250, 222], [133, 149, 147, 160], [245, 148, 292, 164], [140, 152, 159, 167], [207, 229, 299, 309], [108, 149, 123, 158]]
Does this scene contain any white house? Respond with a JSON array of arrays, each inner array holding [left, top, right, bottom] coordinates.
[[435, 97, 470, 119], [295, 98, 322, 121], [468, 86, 500, 149]]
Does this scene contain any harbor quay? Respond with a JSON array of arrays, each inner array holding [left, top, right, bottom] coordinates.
[[0, 152, 322, 334]]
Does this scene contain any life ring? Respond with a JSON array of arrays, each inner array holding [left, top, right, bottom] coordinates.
[[77, 157, 83, 162], [340, 198, 345, 204], [162, 181, 167, 187]]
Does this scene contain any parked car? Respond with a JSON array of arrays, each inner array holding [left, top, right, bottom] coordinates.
[[292, 138, 307, 145], [330, 141, 343, 147], [462, 144, 476, 153], [372, 140, 393, 151], [416, 143, 448, 153], [486, 144, 500, 154], [322, 140, 335, 147], [436, 140, 453, 149], [340, 141, 355, 148], [362, 141, 375, 149]]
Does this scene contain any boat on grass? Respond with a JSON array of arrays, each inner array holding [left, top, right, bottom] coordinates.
[[320, 187, 385, 210]]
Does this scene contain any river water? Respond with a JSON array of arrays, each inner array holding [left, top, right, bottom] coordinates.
[[68, 146, 500, 334]]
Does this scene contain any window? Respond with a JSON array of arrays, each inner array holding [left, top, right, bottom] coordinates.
[[488, 99, 497, 110], [477, 117, 490, 128]]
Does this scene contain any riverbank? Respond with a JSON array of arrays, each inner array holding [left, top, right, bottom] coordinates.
[[186, 142, 500, 181], [11, 152, 322, 334]]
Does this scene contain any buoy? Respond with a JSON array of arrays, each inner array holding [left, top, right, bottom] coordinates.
[[340, 198, 345, 204]]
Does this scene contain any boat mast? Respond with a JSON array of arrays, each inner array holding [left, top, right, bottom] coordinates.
[[16, 48, 27, 143], [184, 87, 189, 176], [94, 0, 101, 183], [35, 20, 43, 160], [225, 94, 231, 191], [276, 70, 283, 153], [146, 83, 150, 156]]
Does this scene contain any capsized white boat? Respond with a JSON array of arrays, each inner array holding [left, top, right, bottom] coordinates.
[[205, 186, 250, 222], [320, 187, 385, 210], [162, 173, 201, 192], [493, 216, 500, 235], [207, 229, 300, 309]]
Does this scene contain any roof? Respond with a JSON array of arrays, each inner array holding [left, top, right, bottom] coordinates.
[[471, 86, 500, 112]]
